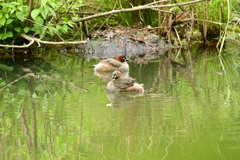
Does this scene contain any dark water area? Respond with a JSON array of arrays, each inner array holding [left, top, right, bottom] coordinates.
[[1, 45, 240, 160]]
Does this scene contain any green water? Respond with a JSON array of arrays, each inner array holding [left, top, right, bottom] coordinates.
[[0, 46, 240, 160]]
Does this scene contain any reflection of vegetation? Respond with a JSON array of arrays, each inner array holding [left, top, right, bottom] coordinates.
[[0, 53, 100, 106], [0, 53, 103, 159], [1, 47, 240, 159], [131, 46, 239, 96]]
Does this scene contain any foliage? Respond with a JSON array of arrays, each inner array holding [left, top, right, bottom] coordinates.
[[0, 1, 29, 43], [29, 0, 82, 39], [1, 47, 240, 159], [0, 0, 85, 44], [0, 0, 238, 46]]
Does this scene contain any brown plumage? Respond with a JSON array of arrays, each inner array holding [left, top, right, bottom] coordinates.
[[107, 71, 144, 93], [94, 55, 129, 72]]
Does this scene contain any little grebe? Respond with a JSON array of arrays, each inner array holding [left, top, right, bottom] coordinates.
[[107, 71, 144, 93], [94, 55, 129, 72]]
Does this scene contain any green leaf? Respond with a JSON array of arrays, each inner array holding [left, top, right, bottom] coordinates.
[[47, 6, 56, 16], [0, 16, 6, 26], [41, 6, 48, 19], [32, 93, 38, 99], [31, 25, 43, 35], [35, 17, 44, 25], [41, 0, 47, 6], [64, 21, 74, 27], [63, 24, 69, 32], [31, 9, 40, 20], [6, 31, 13, 37], [48, 27, 56, 36], [4, 13, 9, 19], [18, 5, 29, 13], [6, 18, 13, 24], [16, 12, 25, 21], [49, 1, 57, 9], [4, 3, 15, 9], [24, 27, 30, 33], [0, 64, 13, 71], [17, 89, 27, 96], [35, 84, 45, 91], [0, 81, 6, 87], [0, 33, 4, 40], [14, 27, 21, 32]]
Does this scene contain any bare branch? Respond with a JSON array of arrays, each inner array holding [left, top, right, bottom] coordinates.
[[0, 38, 34, 48], [190, 18, 223, 25], [150, 9, 174, 14], [145, 0, 171, 6], [21, 34, 87, 46], [0, 34, 87, 48]]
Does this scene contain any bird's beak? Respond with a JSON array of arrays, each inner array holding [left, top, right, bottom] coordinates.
[[111, 75, 116, 79], [124, 57, 129, 62]]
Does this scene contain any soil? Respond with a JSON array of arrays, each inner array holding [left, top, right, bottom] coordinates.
[[60, 26, 171, 61]]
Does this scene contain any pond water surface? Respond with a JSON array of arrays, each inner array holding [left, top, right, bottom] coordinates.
[[1, 45, 240, 160]]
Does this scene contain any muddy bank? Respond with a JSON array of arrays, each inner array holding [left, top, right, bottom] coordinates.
[[60, 27, 170, 61]]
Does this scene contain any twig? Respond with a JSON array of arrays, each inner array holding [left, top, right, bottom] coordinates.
[[55, 0, 77, 22], [145, 0, 171, 6], [129, 36, 155, 48], [39, 77, 52, 95], [74, 11, 95, 15], [115, 29, 155, 48], [173, 26, 182, 46], [40, 16, 59, 40], [24, 17, 65, 42], [174, 47, 182, 60], [150, 8, 174, 14]]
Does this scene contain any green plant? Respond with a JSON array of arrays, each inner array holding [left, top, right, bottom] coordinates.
[[30, 0, 71, 39], [0, 0, 85, 44], [0, 1, 29, 44]]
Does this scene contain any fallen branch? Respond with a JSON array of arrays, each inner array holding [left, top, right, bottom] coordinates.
[[21, 34, 87, 46], [0, 34, 88, 48], [56, 0, 207, 25], [0, 38, 34, 48], [0, 34, 88, 49]]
